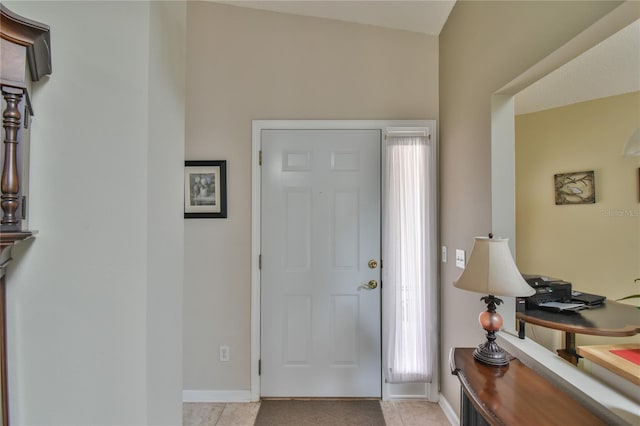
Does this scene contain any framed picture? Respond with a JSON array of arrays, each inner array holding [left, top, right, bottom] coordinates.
[[554, 170, 595, 205], [184, 160, 227, 218]]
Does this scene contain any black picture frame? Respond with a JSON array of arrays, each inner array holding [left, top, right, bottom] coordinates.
[[184, 160, 227, 218]]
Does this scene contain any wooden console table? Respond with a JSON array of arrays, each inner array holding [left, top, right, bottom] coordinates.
[[450, 347, 610, 425], [516, 301, 640, 365]]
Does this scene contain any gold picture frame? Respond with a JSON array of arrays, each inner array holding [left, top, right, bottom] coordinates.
[[554, 170, 595, 205]]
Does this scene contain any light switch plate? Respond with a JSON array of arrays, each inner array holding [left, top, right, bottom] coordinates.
[[455, 249, 465, 269], [220, 345, 229, 362], [441, 246, 447, 263]]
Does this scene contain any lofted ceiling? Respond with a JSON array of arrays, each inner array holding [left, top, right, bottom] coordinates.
[[216, 1, 638, 115], [515, 19, 640, 115], [215, 0, 456, 35]]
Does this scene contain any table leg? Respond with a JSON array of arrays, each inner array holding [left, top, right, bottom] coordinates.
[[556, 332, 580, 365], [518, 319, 526, 339]]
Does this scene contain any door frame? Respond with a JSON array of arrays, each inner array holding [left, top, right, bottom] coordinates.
[[251, 120, 438, 402]]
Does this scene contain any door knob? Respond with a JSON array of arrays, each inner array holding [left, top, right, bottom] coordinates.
[[368, 259, 378, 269], [358, 280, 378, 291]]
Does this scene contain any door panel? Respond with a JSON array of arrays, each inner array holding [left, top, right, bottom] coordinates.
[[261, 129, 381, 397]]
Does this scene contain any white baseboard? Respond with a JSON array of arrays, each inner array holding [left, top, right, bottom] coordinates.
[[183, 390, 253, 403], [438, 393, 459, 426]]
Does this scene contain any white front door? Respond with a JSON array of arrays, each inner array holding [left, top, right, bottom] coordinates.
[[260, 129, 381, 397]]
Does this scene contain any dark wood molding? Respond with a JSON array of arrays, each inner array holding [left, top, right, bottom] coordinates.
[[1, 4, 51, 230], [1, 88, 25, 228], [0, 4, 51, 83], [0, 231, 33, 247]]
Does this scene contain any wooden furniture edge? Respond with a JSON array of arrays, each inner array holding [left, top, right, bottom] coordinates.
[[577, 344, 640, 386], [450, 347, 614, 425], [516, 311, 640, 337], [0, 230, 34, 243], [449, 348, 503, 426]]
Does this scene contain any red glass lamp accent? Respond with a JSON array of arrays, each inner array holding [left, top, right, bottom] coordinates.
[[479, 309, 503, 332]]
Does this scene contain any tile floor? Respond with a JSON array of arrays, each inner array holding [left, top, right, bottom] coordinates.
[[183, 400, 451, 426]]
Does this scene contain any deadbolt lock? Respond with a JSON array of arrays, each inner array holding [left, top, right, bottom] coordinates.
[[368, 259, 378, 269]]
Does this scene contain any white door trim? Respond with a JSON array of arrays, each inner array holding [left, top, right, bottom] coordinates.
[[251, 120, 436, 401]]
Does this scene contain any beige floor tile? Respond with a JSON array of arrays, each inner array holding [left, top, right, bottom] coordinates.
[[183, 402, 225, 426], [183, 400, 450, 425], [392, 401, 450, 426], [215, 402, 261, 426], [380, 400, 403, 426]]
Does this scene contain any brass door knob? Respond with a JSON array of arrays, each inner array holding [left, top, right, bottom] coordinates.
[[358, 280, 379, 291], [368, 259, 378, 269]]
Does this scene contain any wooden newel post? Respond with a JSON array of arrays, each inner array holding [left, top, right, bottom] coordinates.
[[0, 5, 51, 424], [1, 88, 24, 226]]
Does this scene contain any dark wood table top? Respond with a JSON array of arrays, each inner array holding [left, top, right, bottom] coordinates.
[[516, 300, 640, 337], [450, 348, 609, 426]]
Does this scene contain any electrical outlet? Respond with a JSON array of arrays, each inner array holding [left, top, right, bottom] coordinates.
[[455, 249, 466, 269], [220, 345, 229, 362], [441, 246, 447, 263]]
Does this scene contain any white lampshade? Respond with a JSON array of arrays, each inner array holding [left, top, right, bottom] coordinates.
[[623, 128, 640, 157], [454, 237, 535, 297]]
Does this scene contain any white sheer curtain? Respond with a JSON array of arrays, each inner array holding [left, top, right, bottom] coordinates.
[[383, 134, 435, 383]]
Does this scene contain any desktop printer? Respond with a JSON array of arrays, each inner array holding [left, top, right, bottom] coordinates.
[[518, 275, 572, 310]]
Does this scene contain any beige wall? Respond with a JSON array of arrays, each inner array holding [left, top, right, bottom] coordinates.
[[184, 2, 438, 392], [439, 0, 621, 416], [516, 91, 640, 300], [516, 92, 640, 350]]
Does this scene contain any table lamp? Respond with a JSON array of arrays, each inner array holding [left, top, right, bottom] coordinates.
[[622, 128, 640, 156], [454, 235, 535, 366]]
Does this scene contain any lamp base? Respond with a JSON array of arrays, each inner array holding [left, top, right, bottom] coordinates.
[[473, 294, 510, 367], [473, 339, 509, 366]]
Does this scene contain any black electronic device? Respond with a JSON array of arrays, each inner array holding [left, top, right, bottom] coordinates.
[[571, 290, 606, 306], [521, 274, 572, 310]]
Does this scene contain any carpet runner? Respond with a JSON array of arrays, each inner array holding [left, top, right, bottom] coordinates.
[[254, 399, 386, 426]]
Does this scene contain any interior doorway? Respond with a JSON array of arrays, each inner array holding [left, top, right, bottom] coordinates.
[[251, 120, 439, 402]]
